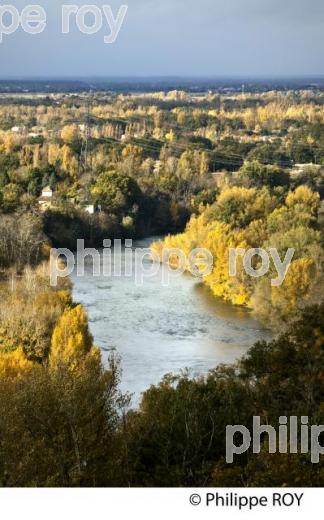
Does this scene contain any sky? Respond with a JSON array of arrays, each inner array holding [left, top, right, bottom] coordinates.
[[0, 0, 324, 78]]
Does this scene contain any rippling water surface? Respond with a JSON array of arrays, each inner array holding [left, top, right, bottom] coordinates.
[[72, 238, 270, 402]]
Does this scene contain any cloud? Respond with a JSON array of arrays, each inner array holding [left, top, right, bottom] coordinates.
[[0, 0, 323, 77]]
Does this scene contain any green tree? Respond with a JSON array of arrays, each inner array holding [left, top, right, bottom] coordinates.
[[0, 183, 23, 212], [0, 355, 126, 486], [92, 170, 142, 215], [238, 160, 290, 189]]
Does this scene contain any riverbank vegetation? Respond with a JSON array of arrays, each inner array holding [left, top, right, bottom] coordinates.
[[152, 179, 324, 326], [0, 280, 323, 486]]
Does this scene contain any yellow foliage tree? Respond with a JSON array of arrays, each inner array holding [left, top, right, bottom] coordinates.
[[203, 223, 251, 306], [152, 214, 251, 306], [271, 257, 315, 314], [151, 213, 212, 269], [62, 145, 79, 177], [48, 143, 61, 165], [0, 347, 35, 380], [1, 132, 18, 154], [61, 124, 80, 143], [286, 185, 320, 217], [50, 305, 99, 368], [165, 129, 175, 142]]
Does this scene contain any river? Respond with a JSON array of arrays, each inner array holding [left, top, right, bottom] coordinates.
[[72, 237, 270, 403]]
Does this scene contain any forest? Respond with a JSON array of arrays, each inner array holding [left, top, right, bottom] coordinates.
[[0, 87, 323, 486]]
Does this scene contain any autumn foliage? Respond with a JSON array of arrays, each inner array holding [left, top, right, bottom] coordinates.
[[153, 183, 323, 324]]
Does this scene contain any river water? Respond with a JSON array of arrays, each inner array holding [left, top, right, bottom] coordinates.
[[72, 238, 270, 403]]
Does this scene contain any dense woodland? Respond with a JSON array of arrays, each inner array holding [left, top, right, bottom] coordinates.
[[0, 88, 323, 486], [152, 181, 323, 325], [0, 269, 323, 486], [1, 89, 324, 242]]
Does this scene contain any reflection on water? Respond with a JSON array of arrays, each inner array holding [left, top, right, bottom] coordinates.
[[72, 238, 271, 403]]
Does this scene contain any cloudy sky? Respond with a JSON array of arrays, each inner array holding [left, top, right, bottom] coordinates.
[[0, 0, 324, 77]]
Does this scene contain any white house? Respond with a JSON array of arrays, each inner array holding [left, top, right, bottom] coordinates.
[[41, 186, 53, 198], [84, 204, 95, 215], [83, 203, 102, 215], [38, 186, 54, 212]]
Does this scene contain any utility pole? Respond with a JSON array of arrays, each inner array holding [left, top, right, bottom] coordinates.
[[79, 94, 92, 175], [78, 91, 94, 207]]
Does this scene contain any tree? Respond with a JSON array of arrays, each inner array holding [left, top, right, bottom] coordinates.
[[286, 185, 320, 218], [0, 213, 46, 270], [203, 222, 251, 306], [208, 186, 276, 228], [238, 160, 290, 189], [50, 305, 98, 369], [0, 169, 9, 190], [123, 367, 252, 486], [0, 153, 20, 177], [0, 348, 34, 380], [0, 354, 125, 486], [92, 170, 142, 215], [0, 183, 22, 212], [61, 124, 80, 143], [27, 167, 43, 196], [247, 143, 290, 165]]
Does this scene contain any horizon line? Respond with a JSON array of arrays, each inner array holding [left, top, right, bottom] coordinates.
[[1, 74, 324, 81]]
